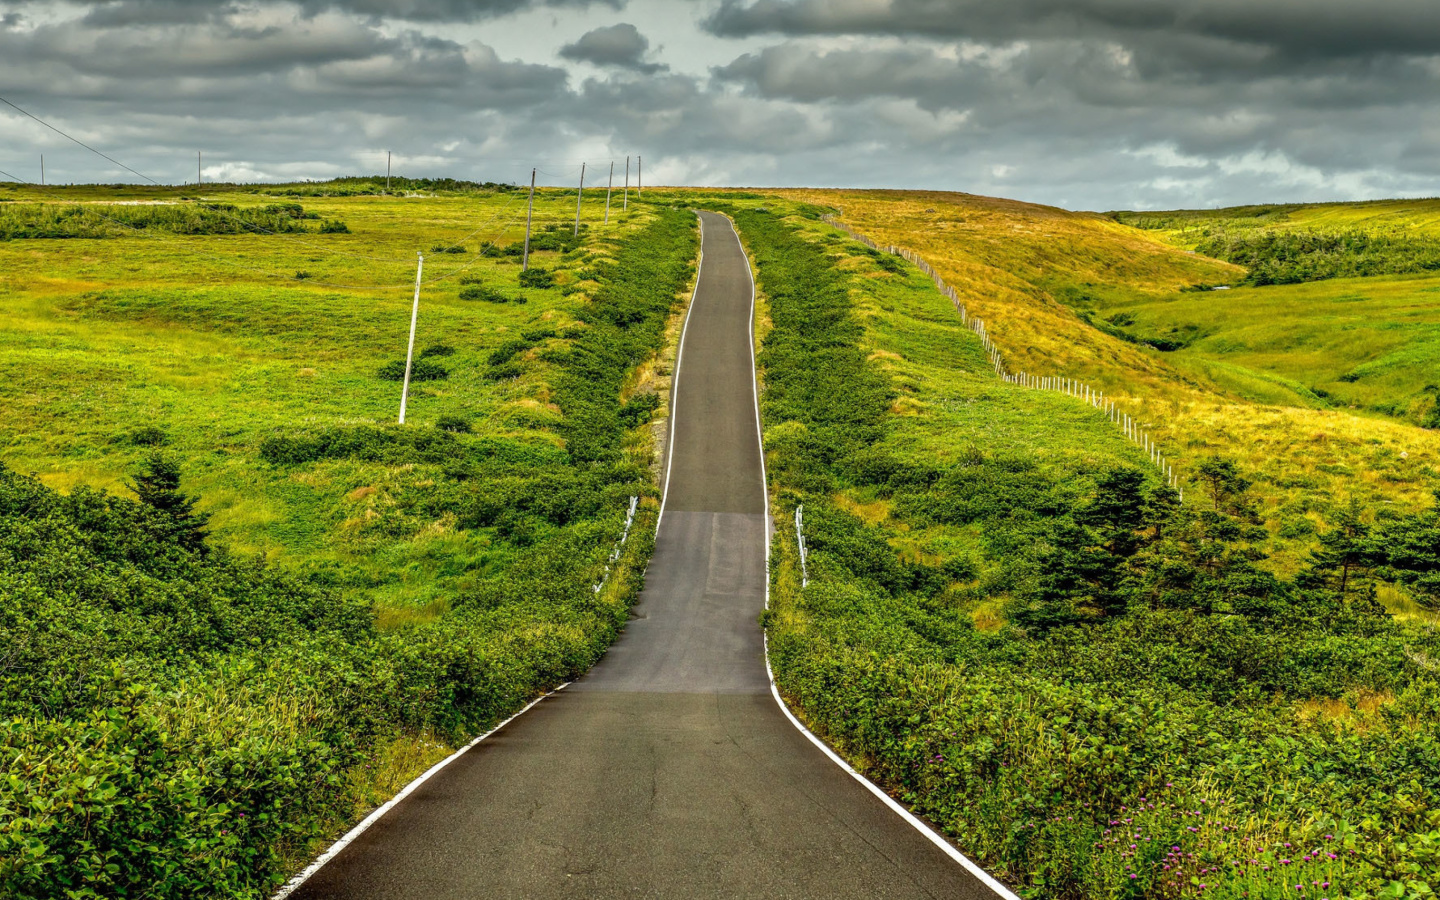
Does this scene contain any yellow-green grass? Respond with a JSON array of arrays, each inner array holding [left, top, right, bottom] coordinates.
[[0, 181, 654, 622], [783, 188, 1440, 582], [1101, 272, 1440, 420]]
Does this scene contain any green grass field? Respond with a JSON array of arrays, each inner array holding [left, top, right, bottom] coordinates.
[[7, 180, 1440, 900], [0, 179, 647, 619], [1086, 273, 1440, 423], [719, 198, 1440, 900], [0, 179, 696, 898], [1104, 198, 1440, 429]]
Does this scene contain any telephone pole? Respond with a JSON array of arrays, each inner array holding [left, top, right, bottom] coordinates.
[[398, 252, 424, 425], [573, 162, 586, 237], [623, 156, 630, 211], [39, 155, 44, 186], [386, 151, 391, 193], [522, 167, 536, 272], [604, 160, 614, 224], [638, 155, 642, 194], [197, 151, 202, 186]]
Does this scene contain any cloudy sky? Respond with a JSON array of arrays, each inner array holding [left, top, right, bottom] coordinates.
[[2, 0, 1438, 210]]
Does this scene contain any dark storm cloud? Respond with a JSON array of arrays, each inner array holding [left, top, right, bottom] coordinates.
[[704, 0, 1440, 60], [560, 23, 667, 72], [0, 7, 565, 103]]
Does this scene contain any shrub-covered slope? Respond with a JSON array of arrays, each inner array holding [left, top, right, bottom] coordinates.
[[731, 204, 1440, 900], [0, 203, 697, 899], [785, 188, 1440, 605]]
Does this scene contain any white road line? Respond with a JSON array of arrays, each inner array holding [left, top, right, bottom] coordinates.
[[726, 212, 1020, 900], [270, 685, 569, 900], [655, 212, 706, 538]]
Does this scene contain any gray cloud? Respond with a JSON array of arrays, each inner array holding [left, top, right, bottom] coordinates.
[[2, 0, 1438, 209], [705, 0, 1440, 60], [560, 23, 667, 73], [72, 0, 622, 26]]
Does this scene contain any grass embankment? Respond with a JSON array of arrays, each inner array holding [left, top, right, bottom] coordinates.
[[726, 202, 1440, 900], [0, 181, 698, 898], [782, 189, 1440, 590]]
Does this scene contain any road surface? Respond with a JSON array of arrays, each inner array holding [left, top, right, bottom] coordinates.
[[287, 211, 1006, 900]]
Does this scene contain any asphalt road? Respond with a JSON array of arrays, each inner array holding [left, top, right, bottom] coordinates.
[[287, 211, 1006, 900]]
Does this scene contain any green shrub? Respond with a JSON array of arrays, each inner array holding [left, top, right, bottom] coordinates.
[[420, 344, 455, 358], [114, 425, 169, 447], [0, 202, 330, 240], [435, 415, 472, 434], [518, 267, 555, 289], [376, 358, 448, 382], [459, 285, 518, 303], [319, 219, 350, 234], [618, 393, 661, 428]]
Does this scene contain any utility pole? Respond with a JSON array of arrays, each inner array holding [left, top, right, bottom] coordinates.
[[522, 167, 536, 272], [573, 162, 586, 237], [39, 155, 44, 186], [197, 151, 202, 186], [604, 160, 614, 224], [386, 151, 391, 193], [638, 155, 642, 194], [624, 156, 630, 211], [398, 252, 424, 425]]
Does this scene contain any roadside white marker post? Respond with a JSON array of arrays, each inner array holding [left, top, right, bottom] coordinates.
[[522, 167, 535, 272], [197, 151, 202, 186], [623, 156, 630, 211], [398, 252, 424, 425], [604, 161, 614, 224], [574, 162, 586, 237], [386, 151, 391, 193], [638, 155, 642, 194]]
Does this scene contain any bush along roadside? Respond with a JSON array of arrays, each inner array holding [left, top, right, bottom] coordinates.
[[733, 206, 1440, 900], [0, 207, 697, 900]]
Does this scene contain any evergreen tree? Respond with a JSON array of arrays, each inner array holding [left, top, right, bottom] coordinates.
[[1374, 489, 1440, 606], [1195, 457, 1257, 519], [1080, 468, 1148, 557], [129, 451, 209, 553], [1303, 499, 1377, 598]]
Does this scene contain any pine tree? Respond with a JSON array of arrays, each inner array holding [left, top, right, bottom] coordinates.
[[129, 451, 209, 553], [1306, 499, 1377, 598]]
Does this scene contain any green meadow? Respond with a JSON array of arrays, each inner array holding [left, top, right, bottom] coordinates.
[[0, 179, 694, 898], [0, 178, 644, 618], [1082, 273, 1440, 425], [717, 199, 1440, 900]]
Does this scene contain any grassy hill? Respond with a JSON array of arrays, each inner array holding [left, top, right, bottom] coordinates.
[[789, 189, 1440, 592], [712, 195, 1440, 900], [0, 179, 696, 897]]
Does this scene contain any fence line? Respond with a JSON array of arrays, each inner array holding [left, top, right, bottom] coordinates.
[[823, 216, 1183, 502]]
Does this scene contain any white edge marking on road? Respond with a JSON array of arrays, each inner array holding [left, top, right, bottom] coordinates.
[[725, 212, 1021, 900], [270, 684, 570, 900], [655, 211, 705, 538]]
